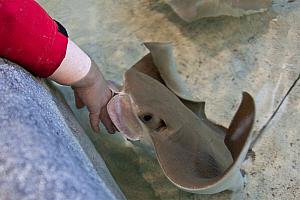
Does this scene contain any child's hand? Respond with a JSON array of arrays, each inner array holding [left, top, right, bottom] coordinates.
[[71, 61, 116, 134]]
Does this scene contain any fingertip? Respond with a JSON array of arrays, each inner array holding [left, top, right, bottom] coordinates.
[[92, 125, 100, 133], [103, 120, 115, 134], [99, 109, 115, 134], [91, 124, 100, 133], [90, 113, 100, 133]]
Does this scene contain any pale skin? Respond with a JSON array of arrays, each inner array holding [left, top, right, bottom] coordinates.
[[71, 61, 116, 134], [49, 38, 116, 134]]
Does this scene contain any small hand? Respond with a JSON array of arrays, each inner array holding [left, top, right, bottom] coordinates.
[[71, 61, 116, 133]]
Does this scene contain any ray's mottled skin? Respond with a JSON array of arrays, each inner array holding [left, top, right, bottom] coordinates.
[[107, 43, 255, 194]]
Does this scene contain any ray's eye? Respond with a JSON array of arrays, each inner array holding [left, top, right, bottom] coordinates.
[[138, 113, 167, 132], [140, 114, 153, 123]]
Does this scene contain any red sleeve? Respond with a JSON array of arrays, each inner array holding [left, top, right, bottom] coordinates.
[[0, 0, 68, 77]]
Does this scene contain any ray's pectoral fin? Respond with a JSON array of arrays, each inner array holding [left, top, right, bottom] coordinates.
[[150, 92, 255, 194], [130, 53, 164, 83], [150, 126, 230, 190], [131, 48, 204, 115], [143, 42, 200, 103], [131, 42, 210, 118], [142, 42, 208, 114], [225, 92, 255, 160]]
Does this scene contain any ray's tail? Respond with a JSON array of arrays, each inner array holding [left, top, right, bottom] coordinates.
[[225, 92, 255, 160]]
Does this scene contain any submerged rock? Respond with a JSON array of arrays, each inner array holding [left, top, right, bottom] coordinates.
[[165, 0, 272, 22]]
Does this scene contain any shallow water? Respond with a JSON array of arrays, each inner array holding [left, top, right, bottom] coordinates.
[[38, 0, 300, 199]]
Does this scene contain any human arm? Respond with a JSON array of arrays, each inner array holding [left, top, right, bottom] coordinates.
[[0, 0, 115, 133]]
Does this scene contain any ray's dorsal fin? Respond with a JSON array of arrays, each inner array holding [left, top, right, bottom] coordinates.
[[170, 92, 255, 194]]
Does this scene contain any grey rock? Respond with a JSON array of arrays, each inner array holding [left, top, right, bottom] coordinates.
[[0, 59, 125, 200]]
